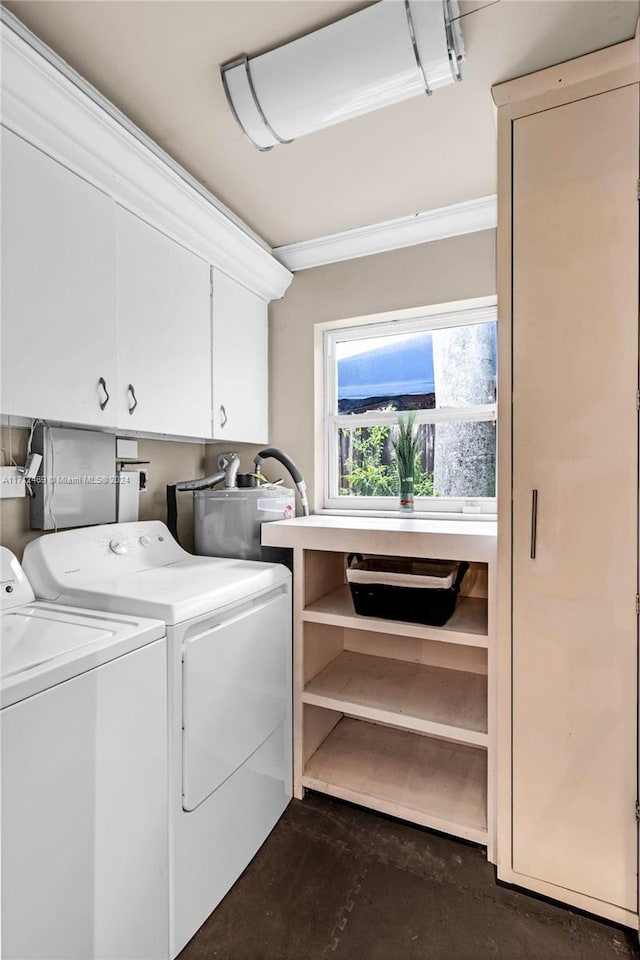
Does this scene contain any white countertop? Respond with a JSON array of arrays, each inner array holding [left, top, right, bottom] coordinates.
[[261, 514, 497, 563]]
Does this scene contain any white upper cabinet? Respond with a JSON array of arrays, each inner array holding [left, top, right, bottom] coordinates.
[[0, 22, 291, 440], [211, 269, 269, 444], [116, 207, 212, 438], [1, 128, 118, 427]]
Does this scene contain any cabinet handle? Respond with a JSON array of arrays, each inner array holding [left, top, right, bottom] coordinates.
[[530, 489, 538, 559], [127, 384, 138, 416], [98, 377, 110, 411], [220, 404, 228, 428]]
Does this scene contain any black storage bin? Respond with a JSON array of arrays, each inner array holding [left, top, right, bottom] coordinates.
[[346, 554, 469, 627]]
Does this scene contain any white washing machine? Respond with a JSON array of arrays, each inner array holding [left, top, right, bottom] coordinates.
[[23, 520, 293, 957], [0, 547, 168, 960]]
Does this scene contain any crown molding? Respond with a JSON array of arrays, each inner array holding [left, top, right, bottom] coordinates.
[[0, 12, 292, 301], [273, 195, 497, 272]]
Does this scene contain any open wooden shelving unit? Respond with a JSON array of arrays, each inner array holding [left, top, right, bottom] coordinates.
[[262, 516, 497, 860]]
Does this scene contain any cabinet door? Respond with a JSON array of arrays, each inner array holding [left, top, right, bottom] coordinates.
[[116, 207, 212, 437], [1, 127, 117, 426], [511, 86, 638, 911], [211, 269, 268, 443]]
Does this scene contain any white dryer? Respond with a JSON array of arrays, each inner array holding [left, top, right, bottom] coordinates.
[[0, 547, 168, 960], [23, 520, 293, 957]]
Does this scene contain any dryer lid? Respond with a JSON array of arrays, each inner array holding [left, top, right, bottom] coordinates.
[[23, 521, 290, 625], [29, 558, 289, 625]]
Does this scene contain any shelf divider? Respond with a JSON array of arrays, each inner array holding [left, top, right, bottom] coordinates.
[[303, 651, 488, 747], [303, 584, 488, 648], [303, 717, 488, 844]]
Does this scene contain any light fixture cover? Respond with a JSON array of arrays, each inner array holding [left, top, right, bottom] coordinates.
[[221, 0, 464, 151]]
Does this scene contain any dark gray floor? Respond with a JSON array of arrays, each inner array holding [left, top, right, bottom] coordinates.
[[178, 793, 640, 960]]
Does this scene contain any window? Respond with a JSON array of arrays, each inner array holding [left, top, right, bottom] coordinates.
[[320, 301, 497, 515]]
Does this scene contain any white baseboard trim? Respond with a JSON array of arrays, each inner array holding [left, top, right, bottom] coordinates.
[[273, 194, 497, 272]]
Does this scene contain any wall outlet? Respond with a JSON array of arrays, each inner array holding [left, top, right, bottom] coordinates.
[[0, 466, 26, 499]]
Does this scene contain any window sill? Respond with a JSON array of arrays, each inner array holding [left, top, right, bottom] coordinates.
[[319, 508, 498, 523]]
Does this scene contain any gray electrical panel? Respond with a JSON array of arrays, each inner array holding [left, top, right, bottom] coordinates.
[[30, 426, 116, 530]]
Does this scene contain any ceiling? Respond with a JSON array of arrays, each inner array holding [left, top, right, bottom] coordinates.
[[3, 0, 639, 247]]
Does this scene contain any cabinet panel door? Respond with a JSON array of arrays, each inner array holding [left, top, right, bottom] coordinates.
[[1, 127, 117, 426], [116, 207, 211, 437], [512, 86, 638, 911], [211, 269, 268, 443]]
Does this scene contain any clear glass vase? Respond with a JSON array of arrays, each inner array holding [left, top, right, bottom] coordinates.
[[399, 476, 414, 513]]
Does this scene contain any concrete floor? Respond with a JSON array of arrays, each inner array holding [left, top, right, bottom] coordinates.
[[178, 793, 640, 960]]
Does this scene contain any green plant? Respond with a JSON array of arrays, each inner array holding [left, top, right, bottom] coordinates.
[[339, 410, 437, 499], [392, 411, 419, 483]]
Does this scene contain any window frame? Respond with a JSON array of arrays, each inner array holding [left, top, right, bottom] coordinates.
[[316, 297, 498, 518]]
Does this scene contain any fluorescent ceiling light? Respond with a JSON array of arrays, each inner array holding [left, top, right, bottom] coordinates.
[[221, 0, 465, 151]]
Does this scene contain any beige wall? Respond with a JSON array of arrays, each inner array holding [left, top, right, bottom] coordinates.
[[267, 229, 497, 509], [136, 437, 206, 550], [0, 426, 206, 559]]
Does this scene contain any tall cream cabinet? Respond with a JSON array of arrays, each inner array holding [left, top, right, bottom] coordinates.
[[494, 33, 639, 928]]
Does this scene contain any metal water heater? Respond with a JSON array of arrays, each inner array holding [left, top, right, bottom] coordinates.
[[194, 485, 295, 561], [167, 448, 308, 566]]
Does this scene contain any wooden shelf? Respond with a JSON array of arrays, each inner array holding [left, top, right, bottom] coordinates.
[[303, 585, 488, 648], [304, 652, 487, 747], [303, 718, 488, 844]]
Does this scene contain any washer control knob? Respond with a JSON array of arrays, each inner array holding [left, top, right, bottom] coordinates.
[[109, 539, 129, 556], [139, 535, 152, 548]]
